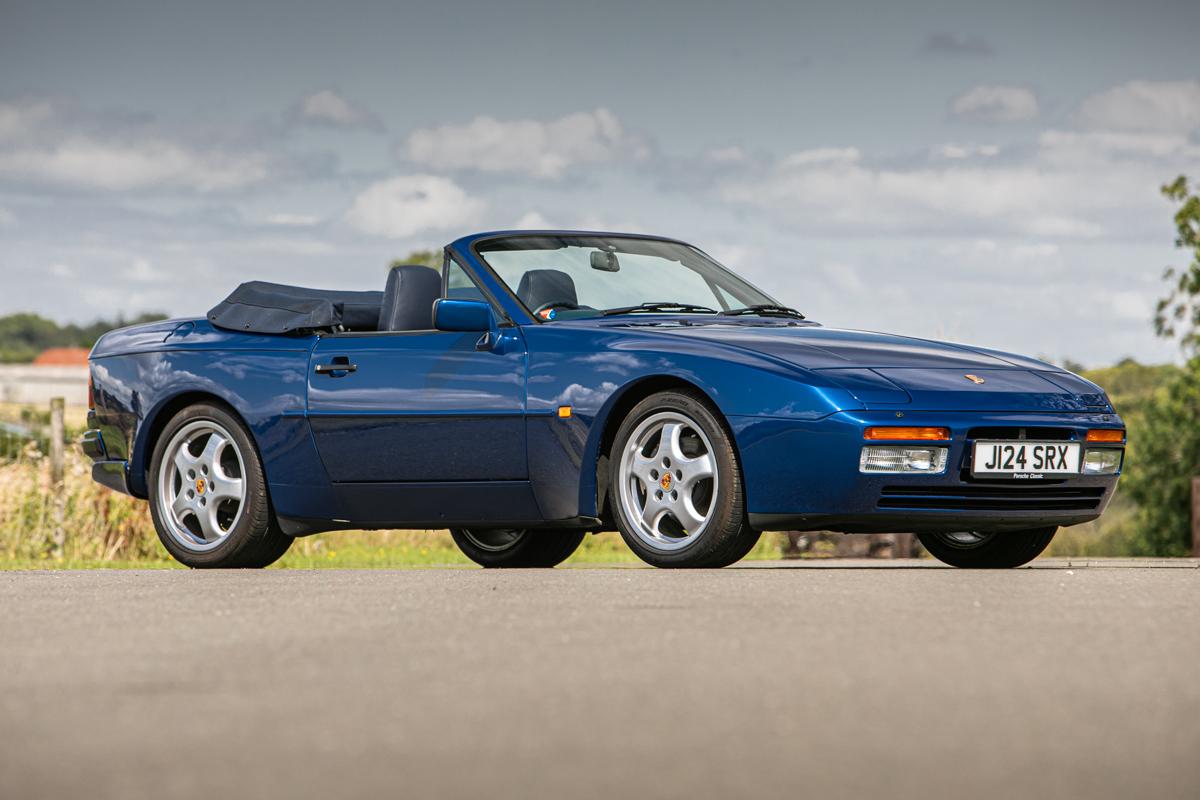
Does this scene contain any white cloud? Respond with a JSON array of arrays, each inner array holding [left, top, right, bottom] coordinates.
[[704, 145, 748, 164], [266, 213, 320, 227], [0, 100, 53, 142], [0, 100, 275, 192], [1078, 80, 1200, 133], [780, 147, 861, 167], [49, 263, 73, 278], [401, 108, 643, 179], [936, 143, 1000, 160], [0, 139, 272, 191], [0, 207, 14, 227], [719, 157, 1140, 240], [951, 85, 1039, 121], [513, 211, 553, 229], [291, 90, 381, 130], [1038, 129, 1200, 166], [126, 257, 163, 282], [344, 174, 485, 238]]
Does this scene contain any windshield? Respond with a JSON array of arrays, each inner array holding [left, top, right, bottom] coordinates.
[[474, 234, 776, 320]]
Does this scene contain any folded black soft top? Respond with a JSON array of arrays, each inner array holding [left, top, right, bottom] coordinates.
[[207, 281, 383, 334]]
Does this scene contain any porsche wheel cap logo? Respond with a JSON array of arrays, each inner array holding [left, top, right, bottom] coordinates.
[[964, 374, 985, 385], [195, 478, 207, 495], [659, 473, 673, 492]]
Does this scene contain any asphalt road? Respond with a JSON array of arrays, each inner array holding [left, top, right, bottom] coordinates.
[[1, 561, 1197, 800]]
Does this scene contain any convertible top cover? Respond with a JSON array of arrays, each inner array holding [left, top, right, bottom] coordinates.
[[207, 281, 383, 334]]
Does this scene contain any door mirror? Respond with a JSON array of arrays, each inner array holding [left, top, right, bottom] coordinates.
[[433, 299, 493, 332]]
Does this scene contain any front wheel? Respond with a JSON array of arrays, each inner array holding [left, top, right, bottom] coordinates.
[[609, 390, 759, 568], [450, 528, 586, 568], [917, 527, 1057, 568]]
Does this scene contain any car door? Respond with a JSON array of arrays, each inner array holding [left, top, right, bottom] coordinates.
[[305, 276, 536, 524]]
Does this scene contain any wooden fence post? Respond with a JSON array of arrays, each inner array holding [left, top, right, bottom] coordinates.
[[49, 397, 66, 559], [1191, 477, 1200, 558], [49, 397, 65, 487]]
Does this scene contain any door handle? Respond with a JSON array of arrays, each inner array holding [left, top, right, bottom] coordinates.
[[315, 358, 357, 375]]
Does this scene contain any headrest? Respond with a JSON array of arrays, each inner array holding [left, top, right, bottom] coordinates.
[[516, 269, 578, 310], [380, 265, 442, 331]]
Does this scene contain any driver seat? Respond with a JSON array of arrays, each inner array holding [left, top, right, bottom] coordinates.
[[380, 264, 442, 331], [517, 269, 577, 311]]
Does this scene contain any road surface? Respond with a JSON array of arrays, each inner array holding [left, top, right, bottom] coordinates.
[[1, 560, 1197, 799]]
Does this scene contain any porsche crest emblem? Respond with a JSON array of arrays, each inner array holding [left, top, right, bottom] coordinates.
[[659, 473, 673, 492], [195, 477, 207, 495], [964, 374, 985, 385]]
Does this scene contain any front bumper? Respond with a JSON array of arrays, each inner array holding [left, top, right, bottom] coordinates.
[[733, 409, 1124, 534]]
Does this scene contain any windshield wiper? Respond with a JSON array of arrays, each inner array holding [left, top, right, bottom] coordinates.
[[602, 302, 718, 316], [719, 304, 806, 320]]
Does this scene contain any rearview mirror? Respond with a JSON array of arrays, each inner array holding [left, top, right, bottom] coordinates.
[[590, 250, 620, 272], [433, 299, 492, 332]]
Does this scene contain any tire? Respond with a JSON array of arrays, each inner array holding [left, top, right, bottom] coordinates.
[[148, 403, 292, 568], [609, 390, 757, 568], [917, 527, 1057, 569], [450, 528, 587, 568]]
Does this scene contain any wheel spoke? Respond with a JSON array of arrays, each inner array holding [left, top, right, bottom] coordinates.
[[658, 422, 684, 463], [173, 444, 197, 477], [671, 495, 707, 534], [171, 490, 191, 518], [196, 503, 223, 542], [630, 448, 658, 482], [208, 476, 244, 504], [680, 452, 714, 484], [639, 497, 663, 534], [199, 432, 228, 472]]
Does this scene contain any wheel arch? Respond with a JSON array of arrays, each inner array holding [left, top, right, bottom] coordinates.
[[586, 374, 742, 523], [131, 391, 252, 497]]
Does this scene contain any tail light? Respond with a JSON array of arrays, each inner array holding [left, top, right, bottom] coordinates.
[[88, 374, 95, 410]]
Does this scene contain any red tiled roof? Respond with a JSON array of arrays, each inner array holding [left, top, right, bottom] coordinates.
[[32, 347, 90, 366]]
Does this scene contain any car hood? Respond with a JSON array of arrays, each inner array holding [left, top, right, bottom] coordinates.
[[612, 320, 1111, 412]]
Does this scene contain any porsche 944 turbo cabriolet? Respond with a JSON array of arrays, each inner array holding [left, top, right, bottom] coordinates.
[[82, 231, 1125, 569]]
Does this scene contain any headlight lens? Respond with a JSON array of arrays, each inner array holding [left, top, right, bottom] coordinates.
[[860, 446, 949, 474], [1082, 448, 1123, 474]]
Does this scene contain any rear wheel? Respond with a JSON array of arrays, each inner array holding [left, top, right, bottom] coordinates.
[[917, 527, 1057, 568], [609, 390, 758, 568], [148, 403, 292, 568], [450, 528, 586, 568]]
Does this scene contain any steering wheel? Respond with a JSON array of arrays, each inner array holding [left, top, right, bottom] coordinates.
[[533, 301, 582, 319]]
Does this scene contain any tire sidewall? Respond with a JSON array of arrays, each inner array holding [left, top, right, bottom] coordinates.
[[450, 528, 586, 568], [148, 403, 271, 567], [609, 391, 745, 567], [918, 527, 1057, 568]]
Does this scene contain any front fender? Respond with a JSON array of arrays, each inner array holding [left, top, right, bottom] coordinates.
[[521, 324, 862, 520]]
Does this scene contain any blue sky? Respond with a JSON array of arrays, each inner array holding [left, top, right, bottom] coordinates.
[[2, 0, 1198, 365]]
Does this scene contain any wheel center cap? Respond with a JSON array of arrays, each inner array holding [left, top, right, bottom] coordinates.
[[195, 477, 207, 495], [659, 473, 673, 492]]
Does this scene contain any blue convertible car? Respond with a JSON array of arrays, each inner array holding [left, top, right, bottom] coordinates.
[[82, 231, 1125, 569]]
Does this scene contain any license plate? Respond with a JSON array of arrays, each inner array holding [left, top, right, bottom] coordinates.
[[972, 441, 1080, 478]]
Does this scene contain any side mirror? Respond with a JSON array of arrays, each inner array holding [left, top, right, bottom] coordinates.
[[433, 298, 493, 332]]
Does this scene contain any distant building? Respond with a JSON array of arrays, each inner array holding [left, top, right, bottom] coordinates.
[[32, 347, 91, 366], [1, 348, 90, 406]]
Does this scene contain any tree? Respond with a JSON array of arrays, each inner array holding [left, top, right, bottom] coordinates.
[[1121, 175, 1200, 554], [1154, 176, 1200, 350], [388, 250, 442, 271]]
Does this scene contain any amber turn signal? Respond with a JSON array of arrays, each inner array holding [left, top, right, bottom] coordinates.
[[1086, 429, 1125, 443], [863, 426, 951, 441]]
